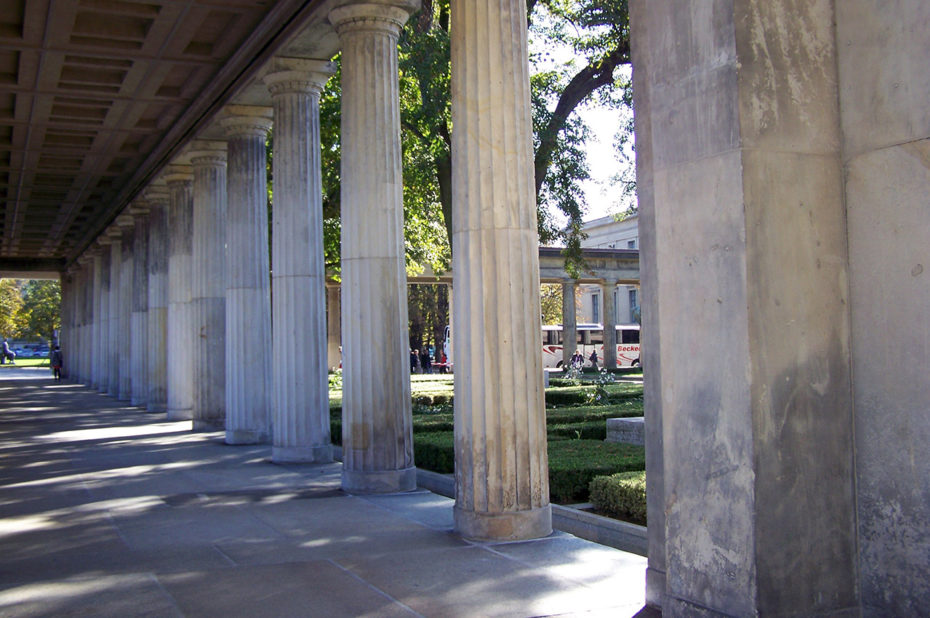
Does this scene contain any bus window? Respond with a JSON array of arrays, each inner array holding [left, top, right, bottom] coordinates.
[[620, 328, 640, 344], [589, 330, 604, 345], [556, 330, 564, 346]]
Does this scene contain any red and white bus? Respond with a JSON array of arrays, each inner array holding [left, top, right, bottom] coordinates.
[[541, 323, 641, 369], [442, 323, 641, 371]]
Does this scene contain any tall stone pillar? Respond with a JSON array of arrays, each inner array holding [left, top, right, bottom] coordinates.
[[326, 284, 341, 372], [146, 187, 169, 412], [96, 241, 111, 393], [165, 168, 195, 421], [561, 280, 576, 368], [264, 60, 335, 461], [117, 216, 134, 401], [632, 1, 858, 614], [91, 250, 102, 389], [130, 204, 150, 407], [73, 261, 88, 382], [60, 272, 73, 380], [190, 142, 228, 431], [107, 230, 122, 397], [221, 108, 272, 445], [601, 282, 617, 369], [329, 0, 418, 492], [450, 0, 551, 541]]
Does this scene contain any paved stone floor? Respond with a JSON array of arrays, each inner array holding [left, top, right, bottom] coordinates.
[[0, 367, 650, 617]]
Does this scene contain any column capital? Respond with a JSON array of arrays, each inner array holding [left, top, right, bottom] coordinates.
[[128, 201, 150, 217], [328, 0, 419, 37], [188, 141, 227, 168], [264, 58, 336, 96], [143, 185, 170, 206], [163, 164, 193, 186], [115, 213, 135, 231], [220, 105, 273, 138]]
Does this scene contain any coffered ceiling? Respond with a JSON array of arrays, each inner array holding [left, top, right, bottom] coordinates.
[[0, 0, 332, 276]]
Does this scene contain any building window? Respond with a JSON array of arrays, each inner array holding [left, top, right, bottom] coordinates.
[[592, 293, 600, 323], [629, 289, 638, 321], [627, 239, 636, 249]]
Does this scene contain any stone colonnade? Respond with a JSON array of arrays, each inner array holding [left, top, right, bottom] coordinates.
[[59, 0, 551, 543]]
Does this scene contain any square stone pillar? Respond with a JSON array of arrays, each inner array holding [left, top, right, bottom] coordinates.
[[165, 168, 195, 421], [633, 1, 858, 615], [329, 0, 419, 493], [601, 281, 617, 369], [264, 59, 336, 462], [560, 280, 576, 368], [145, 187, 169, 412], [190, 142, 228, 431], [450, 0, 551, 541], [221, 108, 273, 445], [836, 3, 930, 614]]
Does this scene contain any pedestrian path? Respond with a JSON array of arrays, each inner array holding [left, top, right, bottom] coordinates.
[[0, 369, 652, 617]]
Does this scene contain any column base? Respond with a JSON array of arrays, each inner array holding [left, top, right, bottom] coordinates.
[[272, 444, 333, 464], [225, 429, 270, 445], [646, 566, 666, 610], [454, 504, 552, 542], [146, 402, 167, 413], [342, 466, 417, 494], [167, 407, 193, 421], [192, 419, 224, 432]]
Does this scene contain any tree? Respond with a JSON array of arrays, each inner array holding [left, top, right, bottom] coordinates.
[[540, 284, 563, 325], [0, 279, 24, 338], [18, 280, 60, 342], [314, 0, 634, 276]]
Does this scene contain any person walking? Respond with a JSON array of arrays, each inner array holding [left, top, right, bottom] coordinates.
[[419, 348, 432, 374], [410, 349, 419, 374], [50, 346, 63, 382], [589, 349, 598, 369], [1, 339, 15, 365]]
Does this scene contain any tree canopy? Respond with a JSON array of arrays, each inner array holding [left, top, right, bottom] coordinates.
[[314, 0, 633, 278], [0, 279, 61, 342]]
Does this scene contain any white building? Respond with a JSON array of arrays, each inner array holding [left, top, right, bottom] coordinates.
[[576, 214, 640, 325]]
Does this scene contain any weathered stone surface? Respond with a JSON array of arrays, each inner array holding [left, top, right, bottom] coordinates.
[[107, 236, 121, 397], [634, 1, 858, 615], [450, 0, 551, 541], [222, 110, 272, 445], [190, 144, 227, 431], [330, 0, 417, 492], [118, 220, 134, 401], [606, 417, 644, 446], [130, 208, 149, 407], [264, 61, 335, 462], [166, 171, 194, 421], [146, 194, 169, 412]]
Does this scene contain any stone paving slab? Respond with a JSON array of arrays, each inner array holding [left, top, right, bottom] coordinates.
[[0, 370, 650, 617]]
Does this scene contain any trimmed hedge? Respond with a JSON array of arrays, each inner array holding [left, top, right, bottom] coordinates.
[[589, 470, 647, 526], [413, 431, 455, 473], [546, 420, 607, 441], [547, 440, 645, 504]]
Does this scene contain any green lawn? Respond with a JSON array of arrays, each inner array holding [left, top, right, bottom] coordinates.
[[0, 358, 49, 368]]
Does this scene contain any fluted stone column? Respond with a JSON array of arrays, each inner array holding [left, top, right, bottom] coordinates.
[[166, 168, 194, 421], [91, 250, 102, 389], [73, 260, 88, 382], [450, 0, 551, 540], [221, 109, 272, 445], [561, 280, 577, 368], [601, 282, 617, 369], [107, 230, 122, 396], [146, 187, 169, 412], [130, 205, 150, 407], [96, 242, 111, 393], [326, 284, 341, 371], [118, 217, 134, 400], [330, 1, 418, 492], [264, 60, 335, 461], [191, 142, 228, 431], [60, 272, 73, 380]]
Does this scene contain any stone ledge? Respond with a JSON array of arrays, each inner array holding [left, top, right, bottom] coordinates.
[[606, 416, 645, 446], [415, 467, 647, 556]]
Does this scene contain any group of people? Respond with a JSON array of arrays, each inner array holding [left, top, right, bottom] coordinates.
[[410, 348, 449, 374], [569, 349, 598, 370]]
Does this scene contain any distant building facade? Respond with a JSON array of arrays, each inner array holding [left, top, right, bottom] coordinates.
[[576, 214, 640, 325]]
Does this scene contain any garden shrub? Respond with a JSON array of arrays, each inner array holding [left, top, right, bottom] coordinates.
[[547, 440, 645, 504], [544, 388, 593, 406], [413, 432, 455, 473], [589, 471, 647, 526], [546, 420, 607, 440]]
